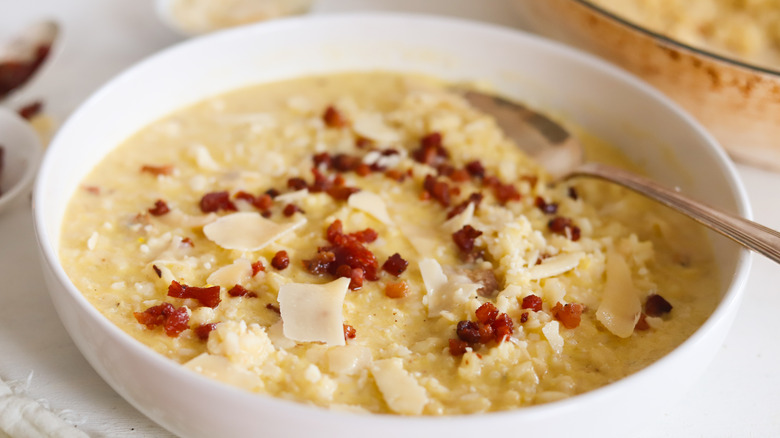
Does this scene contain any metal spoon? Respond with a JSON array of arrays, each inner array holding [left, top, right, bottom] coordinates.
[[462, 90, 780, 264]]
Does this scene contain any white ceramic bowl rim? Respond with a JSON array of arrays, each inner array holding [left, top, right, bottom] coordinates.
[[33, 12, 752, 434]]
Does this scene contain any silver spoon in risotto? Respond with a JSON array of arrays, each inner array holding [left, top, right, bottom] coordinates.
[[462, 90, 780, 265]]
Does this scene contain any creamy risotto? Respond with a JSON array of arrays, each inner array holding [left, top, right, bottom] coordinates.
[[59, 72, 719, 415], [588, 0, 780, 69]]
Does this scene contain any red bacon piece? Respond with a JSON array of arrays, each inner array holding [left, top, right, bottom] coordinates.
[[302, 219, 379, 290], [323, 105, 348, 128], [452, 225, 483, 253], [228, 284, 258, 298], [200, 191, 236, 213], [271, 250, 290, 270], [551, 302, 584, 329], [140, 164, 174, 176], [521, 294, 543, 312], [193, 322, 218, 340], [548, 216, 581, 241], [382, 253, 408, 277], [148, 199, 170, 216], [412, 132, 448, 166], [168, 280, 221, 308], [343, 324, 357, 340], [133, 303, 190, 337]]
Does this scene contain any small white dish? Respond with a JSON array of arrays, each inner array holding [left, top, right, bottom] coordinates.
[[0, 107, 42, 214]]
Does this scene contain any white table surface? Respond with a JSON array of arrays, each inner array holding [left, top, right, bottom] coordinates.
[[1, 1, 778, 437]]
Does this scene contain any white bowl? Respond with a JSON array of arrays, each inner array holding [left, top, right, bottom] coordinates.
[[33, 13, 751, 438], [0, 107, 42, 215]]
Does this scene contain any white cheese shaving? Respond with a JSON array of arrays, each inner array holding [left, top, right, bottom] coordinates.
[[278, 277, 350, 346], [442, 201, 474, 233], [420, 258, 448, 309], [352, 113, 400, 144], [203, 212, 305, 251], [274, 189, 309, 203], [596, 250, 642, 338], [206, 258, 252, 288], [192, 144, 220, 170], [327, 345, 372, 376], [347, 191, 394, 225], [420, 259, 479, 316], [527, 252, 584, 280], [267, 320, 296, 350], [371, 358, 428, 415], [542, 321, 564, 354], [362, 150, 382, 166]]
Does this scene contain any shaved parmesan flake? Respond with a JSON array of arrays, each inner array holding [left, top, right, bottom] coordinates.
[[596, 250, 641, 338], [442, 201, 474, 233], [371, 358, 428, 415], [348, 191, 393, 225], [527, 252, 584, 280], [192, 144, 220, 170], [420, 259, 479, 316], [274, 189, 308, 203], [278, 277, 350, 346], [353, 113, 400, 144], [420, 258, 448, 300], [185, 353, 264, 391], [542, 321, 564, 354], [267, 320, 296, 350], [206, 258, 252, 288], [203, 212, 305, 251], [328, 345, 372, 376]]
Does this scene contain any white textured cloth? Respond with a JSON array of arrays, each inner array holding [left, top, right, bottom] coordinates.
[[0, 376, 89, 438]]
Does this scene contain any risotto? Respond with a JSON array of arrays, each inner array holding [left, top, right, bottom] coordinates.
[[59, 72, 719, 415], [587, 0, 780, 69]]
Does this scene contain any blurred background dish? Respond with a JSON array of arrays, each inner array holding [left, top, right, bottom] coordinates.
[[586, 0, 780, 71], [514, 0, 780, 172], [156, 0, 315, 35]]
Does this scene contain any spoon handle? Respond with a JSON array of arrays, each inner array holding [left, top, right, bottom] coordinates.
[[572, 162, 780, 264]]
